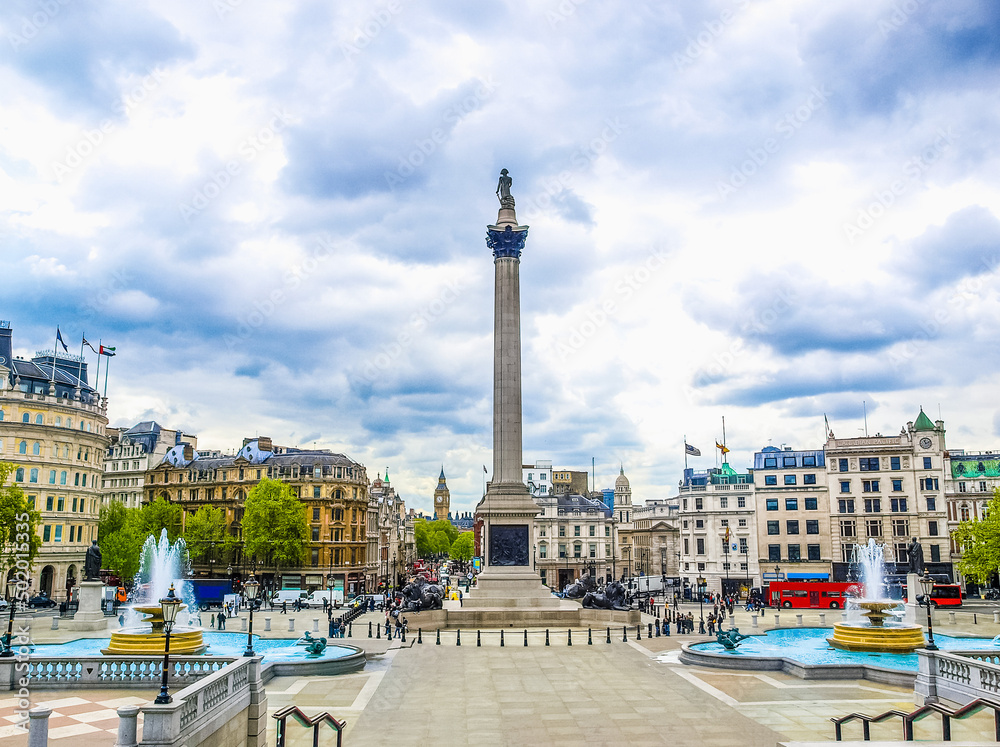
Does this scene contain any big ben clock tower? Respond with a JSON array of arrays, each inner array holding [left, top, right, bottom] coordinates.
[[434, 467, 451, 521]]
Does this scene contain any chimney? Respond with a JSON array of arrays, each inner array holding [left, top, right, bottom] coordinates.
[[258, 437, 272, 452], [183, 444, 193, 462]]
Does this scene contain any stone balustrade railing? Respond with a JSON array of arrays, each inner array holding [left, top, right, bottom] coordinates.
[[0, 656, 235, 690], [915, 649, 1000, 706]]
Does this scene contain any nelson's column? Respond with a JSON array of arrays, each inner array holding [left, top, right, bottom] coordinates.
[[468, 169, 559, 609]]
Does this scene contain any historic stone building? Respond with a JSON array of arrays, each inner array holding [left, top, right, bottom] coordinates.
[[533, 492, 615, 590], [944, 449, 1000, 592], [433, 467, 451, 520], [146, 436, 372, 595], [628, 499, 682, 586], [0, 321, 109, 601], [103, 421, 197, 509]]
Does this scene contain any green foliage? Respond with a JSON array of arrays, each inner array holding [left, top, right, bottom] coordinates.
[[954, 489, 1000, 584], [138, 496, 182, 542], [449, 532, 474, 562], [242, 478, 309, 572], [98, 500, 145, 581], [0, 462, 42, 575], [414, 518, 459, 558], [183, 505, 235, 564]]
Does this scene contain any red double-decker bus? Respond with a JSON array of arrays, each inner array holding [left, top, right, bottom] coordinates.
[[768, 581, 858, 609]]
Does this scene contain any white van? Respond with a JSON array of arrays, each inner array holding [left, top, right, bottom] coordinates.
[[305, 590, 344, 608], [272, 590, 309, 606]]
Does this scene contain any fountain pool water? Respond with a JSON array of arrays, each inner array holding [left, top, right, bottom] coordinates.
[[827, 539, 925, 652]]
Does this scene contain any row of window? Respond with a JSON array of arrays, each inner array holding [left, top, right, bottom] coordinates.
[[764, 473, 817, 486], [762, 454, 820, 469], [767, 544, 823, 562], [837, 478, 938, 493], [767, 519, 821, 535], [685, 537, 751, 555], [538, 525, 611, 537], [153, 465, 362, 484], [15, 467, 94, 487], [539, 543, 611, 559], [30, 495, 96, 513], [684, 518, 749, 529], [690, 496, 748, 510], [837, 497, 936, 513], [0, 409, 94, 430], [837, 456, 933, 472], [766, 497, 819, 511], [41, 524, 93, 543]]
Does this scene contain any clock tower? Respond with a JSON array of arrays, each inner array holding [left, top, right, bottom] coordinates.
[[434, 467, 451, 521]]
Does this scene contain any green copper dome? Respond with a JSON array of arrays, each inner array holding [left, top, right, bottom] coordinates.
[[914, 408, 935, 431]]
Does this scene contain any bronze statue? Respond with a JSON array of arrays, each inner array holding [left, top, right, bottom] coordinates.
[[399, 575, 444, 611], [84, 540, 102, 581], [716, 628, 751, 650], [907, 537, 924, 575], [582, 580, 630, 611], [561, 575, 597, 600], [496, 168, 513, 203], [305, 636, 328, 656]]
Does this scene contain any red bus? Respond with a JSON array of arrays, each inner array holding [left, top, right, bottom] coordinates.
[[901, 584, 963, 608], [769, 581, 857, 609]]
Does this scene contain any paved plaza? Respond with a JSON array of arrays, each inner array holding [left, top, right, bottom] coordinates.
[[7, 604, 1000, 745]]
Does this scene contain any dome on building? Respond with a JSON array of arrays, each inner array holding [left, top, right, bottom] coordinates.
[[615, 466, 629, 489]]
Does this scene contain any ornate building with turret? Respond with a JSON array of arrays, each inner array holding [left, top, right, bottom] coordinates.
[[433, 467, 450, 520]]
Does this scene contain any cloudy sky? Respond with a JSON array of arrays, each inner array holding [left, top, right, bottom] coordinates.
[[4, 0, 1000, 514]]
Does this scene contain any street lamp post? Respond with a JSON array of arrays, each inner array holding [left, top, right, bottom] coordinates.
[[919, 572, 939, 651], [155, 584, 182, 704], [243, 573, 259, 657], [1, 580, 18, 657], [697, 577, 706, 633]]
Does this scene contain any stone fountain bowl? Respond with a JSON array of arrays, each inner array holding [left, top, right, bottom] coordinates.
[[826, 600, 925, 653], [857, 601, 897, 628], [131, 603, 189, 634]]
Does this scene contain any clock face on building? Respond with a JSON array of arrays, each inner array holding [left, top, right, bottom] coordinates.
[[919, 437, 932, 449], [436, 496, 442, 503]]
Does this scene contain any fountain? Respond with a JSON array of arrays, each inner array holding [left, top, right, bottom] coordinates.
[[102, 530, 207, 655], [826, 539, 926, 653]]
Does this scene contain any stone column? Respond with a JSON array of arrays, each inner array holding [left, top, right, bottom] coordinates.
[[28, 707, 51, 747], [115, 705, 140, 747]]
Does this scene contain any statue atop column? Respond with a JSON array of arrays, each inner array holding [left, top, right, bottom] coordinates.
[[496, 168, 514, 207], [906, 537, 924, 575], [84, 540, 102, 581]]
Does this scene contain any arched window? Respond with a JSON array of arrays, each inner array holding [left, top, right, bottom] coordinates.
[[14, 468, 23, 482], [18, 441, 26, 454], [22, 413, 29, 423], [0, 409, 4, 420], [29, 468, 38, 483], [32, 442, 41, 456], [80, 421, 85, 430], [35, 414, 43, 424], [66, 419, 72, 429], [60, 471, 67, 485], [48, 470, 56, 484], [55, 416, 61, 426]]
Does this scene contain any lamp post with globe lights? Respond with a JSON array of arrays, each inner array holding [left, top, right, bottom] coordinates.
[[919, 571, 939, 651], [1, 580, 19, 657], [243, 573, 259, 657], [154, 584, 182, 704]]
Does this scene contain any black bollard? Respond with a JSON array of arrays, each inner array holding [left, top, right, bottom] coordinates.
[[349, 623, 353, 637], [606, 626, 611, 644], [545, 629, 550, 646], [376, 624, 381, 639], [418, 628, 423, 644], [623, 625, 628, 642], [368, 621, 373, 638], [401, 626, 405, 643], [637, 624, 641, 641], [436, 628, 441, 645], [500, 630, 505, 647], [524, 629, 528, 647], [974, 614, 978, 625], [457, 629, 461, 646], [477, 630, 481, 647], [568, 628, 572, 646], [655, 621, 660, 637]]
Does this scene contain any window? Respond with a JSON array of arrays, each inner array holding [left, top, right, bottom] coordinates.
[[559, 526, 565, 537], [890, 498, 908, 512], [928, 520, 939, 536], [29, 468, 38, 483], [767, 521, 780, 535], [696, 538, 705, 554], [573, 543, 582, 558], [18, 441, 26, 454], [43, 525, 50, 542], [783, 456, 797, 467], [891, 456, 900, 470], [22, 413, 29, 423], [539, 544, 547, 558], [48, 470, 55, 484], [926, 497, 936, 511], [930, 545, 941, 562], [558, 544, 566, 558], [864, 498, 881, 513], [863, 480, 880, 492], [311, 549, 319, 567], [805, 544, 820, 561], [311, 527, 319, 541], [981, 481, 988, 493], [784, 475, 797, 486], [892, 518, 909, 537], [697, 562, 706, 571], [803, 455, 816, 467], [721, 519, 729, 527], [737, 496, 746, 508], [313, 486, 320, 498], [787, 544, 801, 561], [920, 478, 939, 491], [839, 458, 849, 472], [840, 519, 856, 538], [959, 482, 967, 493], [765, 475, 777, 486], [923, 457, 932, 469], [72, 498, 77, 512], [683, 539, 689, 554], [764, 457, 777, 468], [768, 544, 781, 561], [838, 499, 855, 514], [803, 473, 816, 485], [46, 496, 53, 511], [695, 498, 703, 510], [866, 519, 882, 538], [589, 544, 596, 558], [605, 526, 610, 537], [60, 471, 66, 485], [695, 519, 704, 529], [589, 525, 595, 536], [719, 497, 728, 508], [860, 457, 880, 471], [840, 481, 850, 493], [805, 497, 818, 510], [312, 506, 320, 521], [786, 520, 799, 534], [574, 526, 580, 537], [785, 498, 798, 510], [806, 520, 819, 535], [54, 525, 62, 542], [739, 537, 748, 552], [739, 518, 747, 527], [765, 499, 778, 511]]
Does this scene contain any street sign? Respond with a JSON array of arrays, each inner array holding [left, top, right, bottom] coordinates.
[[762, 573, 785, 581]]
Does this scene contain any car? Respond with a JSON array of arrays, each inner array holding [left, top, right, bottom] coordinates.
[[28, 594, 56, 609], [0, 598, 8, 612]]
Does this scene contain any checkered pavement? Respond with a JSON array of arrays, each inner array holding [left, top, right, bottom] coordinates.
[[0, 694, 148, 744]]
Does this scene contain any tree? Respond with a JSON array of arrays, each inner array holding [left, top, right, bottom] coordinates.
[[450, 532, 474, 562], [954, 489, 1000, 585], [98, 500, 145, 582], [0, 462, 42, 581], [138, 496, 182, 543], [183, 505, 234, 565], [242, 478, 309, 580], [414, 518, 459, 558]]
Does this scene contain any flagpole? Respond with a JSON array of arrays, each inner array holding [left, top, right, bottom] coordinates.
[[722, 416, 727, 466], [95, 338, 102, 393], [103, 353, 110, 398], [76, 333, 85, 390], [684, 435, 688, 471], [50, 328, 59, 390]]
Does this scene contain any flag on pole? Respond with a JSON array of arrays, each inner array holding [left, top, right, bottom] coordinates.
[[55, 328, 68, 352], [684, 443, 701, 457], [724, 525, 731, 544], [715, 441, 730, 455], [99, 345, 116, 357], [483, 465, 488, 474], [83, 337, 98, 354]]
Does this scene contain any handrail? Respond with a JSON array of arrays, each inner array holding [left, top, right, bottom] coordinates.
[[273, 705, 346, 747], [832, 697, 1000, 741]]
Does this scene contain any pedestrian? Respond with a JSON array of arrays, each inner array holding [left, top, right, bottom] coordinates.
[[699, 617, 706, 635], [219, 609, 227, 630], [385, 619, 392, 640], [707, 615, 715, 636], [458, 589, 463, 608], [210, 613, 216, 629], [282, 600, 287, 615]]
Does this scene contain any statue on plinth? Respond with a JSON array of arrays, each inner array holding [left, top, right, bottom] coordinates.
[[582, 580, 630, 611], [561, 575, 597, 600], [907, 537, 924, 575], [399, 576, 444, 611], [84, 540, 102, 581], [496, 168, 514, 207]]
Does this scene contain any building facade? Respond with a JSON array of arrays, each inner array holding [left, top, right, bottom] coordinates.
[[944, 449, 1000, 592], [433, 467, 451, 520], [0, 321, 109, 601], [103, 421, 197, 509], [522, 460, 552, 497], [629, 499, 682, 589], [534, 492, 615, 590]]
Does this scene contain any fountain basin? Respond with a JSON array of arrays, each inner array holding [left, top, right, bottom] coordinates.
[[826, 622, 926, 653], [102, 625, 207, 655]]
